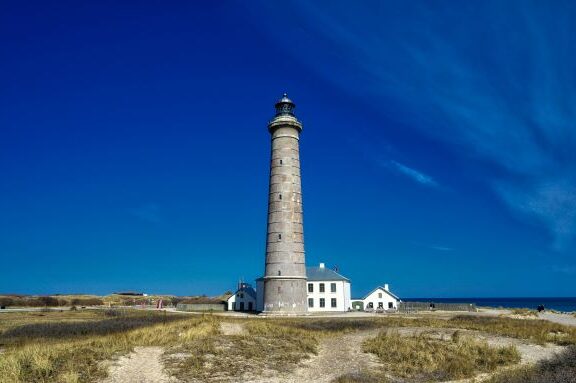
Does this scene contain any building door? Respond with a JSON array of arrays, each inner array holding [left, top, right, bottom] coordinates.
[[240, 302, 245, 311], [388, 302, 393, 309], [248, 302, 253, 311]]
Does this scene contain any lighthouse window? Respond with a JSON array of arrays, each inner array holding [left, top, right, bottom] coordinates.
[[279, 194, 282, 200], [277, 270, 281, 276], [278, 234, 282, 240], [280, 159, 283, 165], [278, 286, 281, 293]]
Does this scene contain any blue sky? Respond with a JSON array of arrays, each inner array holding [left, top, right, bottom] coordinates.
[[1, 1, 575, 298]]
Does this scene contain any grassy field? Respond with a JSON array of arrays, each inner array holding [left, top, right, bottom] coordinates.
[[363, 330, 520, 381], [1, 310, 575, 383], [486, 346, 576, 383]]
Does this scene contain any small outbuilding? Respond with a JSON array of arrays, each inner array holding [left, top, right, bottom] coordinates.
[[227, 282, 257, 312], [354, 284, 400, 311]]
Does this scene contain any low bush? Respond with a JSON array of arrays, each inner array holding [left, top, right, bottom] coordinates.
[[511, 308, 538, 317]]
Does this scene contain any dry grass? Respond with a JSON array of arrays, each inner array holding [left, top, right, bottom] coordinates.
[[331, 371, 384, 383], [511, 308, 539, 317], [1, 312, 574, 383], [369, 315, 576, 345], [164, 319, 320, 381], [0, 310, 218, 383], [486, 345, 576, 383], [363, 330, 520, 381], [272, 318, 378, 333]]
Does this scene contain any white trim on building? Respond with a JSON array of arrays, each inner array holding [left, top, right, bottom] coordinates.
[[355, 284, 400, 311]]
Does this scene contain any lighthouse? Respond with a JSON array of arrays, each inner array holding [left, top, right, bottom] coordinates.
[[261, 94, 308, 314]]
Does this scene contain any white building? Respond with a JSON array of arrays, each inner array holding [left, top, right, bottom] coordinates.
[[352, 284, 400, 311], [256, 262, 352, 312], [227, 282, 257, 312], [306, 263, 351, 312], [255, 264, 400, 313]]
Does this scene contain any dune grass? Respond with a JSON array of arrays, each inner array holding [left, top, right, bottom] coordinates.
[[511, 308, 539, 317], [0, 310, 218, 383], [0, 311, 322, 383], [363, 330, 520, 381], [486, 345, 576, 383], [366, 315, 576, 345], [331, 371, 384, 383], [2, 311, 575, 383], [164, 319, 320, 381]]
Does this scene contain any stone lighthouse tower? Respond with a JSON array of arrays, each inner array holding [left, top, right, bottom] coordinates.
[[262, 94, 307, 314]]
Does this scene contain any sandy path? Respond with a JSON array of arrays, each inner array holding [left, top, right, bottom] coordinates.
[[539, 312, 576, 327], [220, 321, 246, 336], [100, 346, 177, 383], [246, 329, 382, 383]]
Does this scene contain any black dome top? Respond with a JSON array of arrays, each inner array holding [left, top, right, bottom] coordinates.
[[274, 93, 296, 116]]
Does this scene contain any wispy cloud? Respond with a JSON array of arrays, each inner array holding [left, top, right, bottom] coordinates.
[[257, 1, 576, 250], [389, 160, 438, 188], [428, 245, 454, 252], [412, 241, 454, 252]]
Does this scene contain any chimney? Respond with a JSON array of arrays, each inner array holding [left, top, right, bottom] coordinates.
[[319, 262, 325, 269], [384, 284, 389, 291]]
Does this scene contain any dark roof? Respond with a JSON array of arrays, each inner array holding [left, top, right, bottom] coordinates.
[[237, 286, 256, 299], [306, 266, 349, 281]]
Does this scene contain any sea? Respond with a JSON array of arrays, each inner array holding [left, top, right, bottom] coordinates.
[[402, 297, 576, 313]]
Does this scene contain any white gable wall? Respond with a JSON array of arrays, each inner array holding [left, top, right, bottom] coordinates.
[[362, 287, 398, 310], [227, 290, 256, 311], [307, 280, 351, 312]]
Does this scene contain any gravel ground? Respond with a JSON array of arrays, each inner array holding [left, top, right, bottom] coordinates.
[[220, 321, 246, 336], [100, 346, 177, 383], [539, 312, 576, 327], [245, 328, 382, 383]]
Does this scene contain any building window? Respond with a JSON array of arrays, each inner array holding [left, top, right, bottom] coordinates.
[[331, 298, 337, 308], [308, 298, 314, 308], [308, 283, 313, 293], [319, 298, 325, 308], [378, 292, 382, 298], [239, 293, 243, 298], [331, 283, 336, 293], [319, 283, 325, 293]]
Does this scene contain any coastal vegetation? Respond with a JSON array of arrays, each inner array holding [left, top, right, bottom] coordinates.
[[363, 330, 520, 380], [0, 294, 226, 308], [1, 310, 575, 382], [486, 346, 576, 383], [511, 308, 539, 317]]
